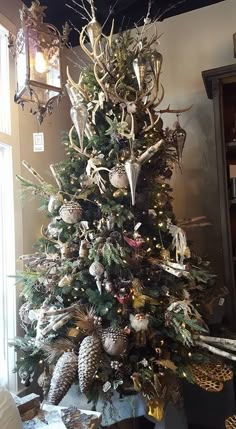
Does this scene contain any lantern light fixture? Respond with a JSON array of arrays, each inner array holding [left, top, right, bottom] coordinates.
[[9, 0, 70, 124]]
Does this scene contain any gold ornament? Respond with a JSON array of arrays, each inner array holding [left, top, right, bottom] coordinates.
[[58, 274, 73, 288], [184, 246, 191, 258], [160, 248, 170, 261], [131, 372, 142, 392], [226, 415, 236, 429], [67, 327, 79, 337], [133, 56, 147, 90], [113, 188, 128, 198], [147, 399, 164, 422], [150, 51, 163, 91]]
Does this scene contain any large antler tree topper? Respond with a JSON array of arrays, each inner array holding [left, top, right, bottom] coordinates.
[[67, 0, 191, 205]]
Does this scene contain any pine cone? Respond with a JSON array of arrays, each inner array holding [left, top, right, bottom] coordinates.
[[78, 335, 102, 393], [47, 351, 78, 405], [101, 327, 128, 356]]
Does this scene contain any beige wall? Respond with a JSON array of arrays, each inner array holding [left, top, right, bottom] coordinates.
[[151, 0, 236, 280]]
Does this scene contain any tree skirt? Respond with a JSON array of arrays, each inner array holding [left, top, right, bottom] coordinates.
[[60, 386, 187, 428]]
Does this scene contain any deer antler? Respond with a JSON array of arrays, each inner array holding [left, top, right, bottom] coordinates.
[[79, 25, 95, 62], [69, 126, 90, 158], [41, 225, 61, 245], [66, 67, 89, 102], [157, 104, 193, 115], [142, 108, 160, 133], [93, 62, 109, 101]]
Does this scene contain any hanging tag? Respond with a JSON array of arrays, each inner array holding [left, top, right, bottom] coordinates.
[[218, 298, 225, 306], [56, 295, 63, 304], [33, 132, 44, 152], [134, 222, 142, 231]]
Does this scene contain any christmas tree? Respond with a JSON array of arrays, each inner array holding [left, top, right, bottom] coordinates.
[[14, 0, 235, 423]]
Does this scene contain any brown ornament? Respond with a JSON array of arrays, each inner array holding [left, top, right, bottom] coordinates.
[[47, 351, 78, 405], [190, 363, 224, 393], [59, 201, 83, 224], [226, 415, 236, 429]]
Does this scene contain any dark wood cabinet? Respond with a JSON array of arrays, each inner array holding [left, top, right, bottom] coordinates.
[[203, 64, 236, 327]]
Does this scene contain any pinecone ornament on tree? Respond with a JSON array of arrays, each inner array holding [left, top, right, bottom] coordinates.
[[47, 351, 78, 405], [78, 335, 102, 393], [101, 327, 128, 356]]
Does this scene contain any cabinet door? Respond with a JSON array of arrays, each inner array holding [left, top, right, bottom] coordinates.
[[212, 76, 236, 326]]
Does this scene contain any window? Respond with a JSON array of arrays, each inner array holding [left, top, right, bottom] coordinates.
[[0, 24, 11, 135], [0, 21, 16, 391], [0, 144, 16, 390]]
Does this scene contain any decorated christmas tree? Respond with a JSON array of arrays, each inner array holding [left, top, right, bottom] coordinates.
[[14, 0, 236, 424]]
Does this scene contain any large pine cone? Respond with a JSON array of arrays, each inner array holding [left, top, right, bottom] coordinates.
[[78, 335, 102, 393], [101, 327, 128, 356], [47, 351, 77, 405]]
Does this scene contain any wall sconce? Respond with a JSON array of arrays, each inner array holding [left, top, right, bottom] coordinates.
[[9, 1, 70, 124]]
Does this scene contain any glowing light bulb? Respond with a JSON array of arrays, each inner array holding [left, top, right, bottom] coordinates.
[[35, 51, 47, 74]]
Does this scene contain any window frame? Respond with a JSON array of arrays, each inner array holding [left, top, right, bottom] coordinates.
[[0, 24, 11, 135], [0, 13, 22, 393], [0, 142, 17, 391]]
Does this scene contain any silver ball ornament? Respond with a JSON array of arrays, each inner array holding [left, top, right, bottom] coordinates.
[[89, 261, 104, 278], [109, 164, 128, 189]]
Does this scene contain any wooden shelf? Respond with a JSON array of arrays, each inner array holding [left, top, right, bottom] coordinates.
[[227, 142, 236, 150]]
